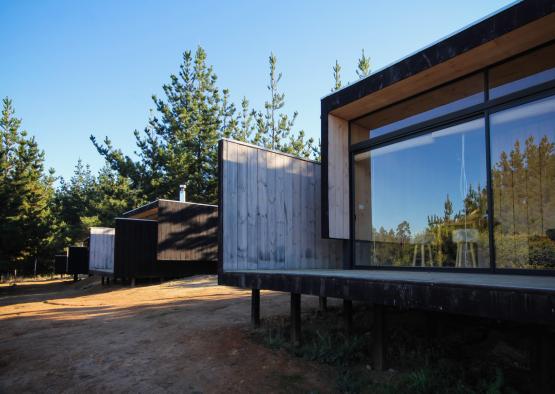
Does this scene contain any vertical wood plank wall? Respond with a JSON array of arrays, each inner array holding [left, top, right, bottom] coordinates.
[[156, 200, 218, 262], [89, 227, 115, 274], [67, 246, 89, 274], [114, 218, 158, 277], [54, 254, 68, 274], [327, 114, 350, 239], [221, 139, 344, 271]]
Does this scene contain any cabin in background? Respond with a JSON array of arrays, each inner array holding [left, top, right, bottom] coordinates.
[[67, 246, 88, 281], [121, 199, 218, 282], [89, 199, 218, 285], [54, 254, 68, 277], [88, 227, 115, 283]]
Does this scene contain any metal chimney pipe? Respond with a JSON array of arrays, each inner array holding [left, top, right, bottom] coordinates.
[[179, 184, 186, 202]]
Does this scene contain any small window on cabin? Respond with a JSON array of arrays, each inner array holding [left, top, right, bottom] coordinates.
[[350, 73, 485, 143], [489, 42, 555, 100]]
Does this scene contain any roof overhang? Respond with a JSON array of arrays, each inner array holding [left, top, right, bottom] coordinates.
[[322, 0, 555, 120]]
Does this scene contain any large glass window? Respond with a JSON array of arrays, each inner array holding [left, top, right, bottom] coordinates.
[[354, 118, 489, 268], [490, 95, 555, 269]]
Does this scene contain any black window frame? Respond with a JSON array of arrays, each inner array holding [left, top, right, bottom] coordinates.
[[349, 57, 555, 276]]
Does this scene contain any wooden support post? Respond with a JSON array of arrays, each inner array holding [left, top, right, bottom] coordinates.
[[106, 277, 110, 285], [130, 277, 135, 287], [101, 276, 105, 285], [319, 296, 327, 312], [290, 293, 301, 346], [343, 299, 353, 336], [531, 329, 550, 394], [372, 304, 385, 371], [251, 289, 260, 328]]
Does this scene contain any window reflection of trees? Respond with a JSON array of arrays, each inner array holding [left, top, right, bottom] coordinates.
[[368, 182, 489, 268], [365, 134, 555, 269], [492, 135, 555, 269]]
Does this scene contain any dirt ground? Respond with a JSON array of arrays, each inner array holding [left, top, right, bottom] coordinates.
[[0, 276, 338, 393]]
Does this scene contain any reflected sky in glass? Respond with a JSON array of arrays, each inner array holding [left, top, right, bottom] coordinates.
[[367, 118, 487, 234]]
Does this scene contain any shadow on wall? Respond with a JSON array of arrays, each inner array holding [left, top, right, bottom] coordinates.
[[157, 203, 218, 262]]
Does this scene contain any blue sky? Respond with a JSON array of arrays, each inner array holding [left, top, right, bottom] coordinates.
[[0, 0, 513, 181]]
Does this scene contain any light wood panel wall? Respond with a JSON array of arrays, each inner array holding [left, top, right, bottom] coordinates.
[[221, 139, 344, 270], [89, 227, 115, 273], [354, 155, 372, 241], [350, 122, 369, 145], [327, 114, 350, 240]]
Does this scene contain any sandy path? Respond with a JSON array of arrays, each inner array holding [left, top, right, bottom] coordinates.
[[0, 276, 335, 393]]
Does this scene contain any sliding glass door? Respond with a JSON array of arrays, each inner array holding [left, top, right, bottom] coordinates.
[[353, 118, 490, 268]]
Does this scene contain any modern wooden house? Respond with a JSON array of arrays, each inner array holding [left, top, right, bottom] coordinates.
[[54, 254, 68, 276], [218, 0, 555, 381], [67, 246, 89, 280], [90, 199, 218, 284]]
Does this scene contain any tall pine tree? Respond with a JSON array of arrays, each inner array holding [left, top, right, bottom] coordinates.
[[91, 47, 239, 204], [356, 49, 371, 79], [253, 53, 318, 159], [0, 97, 57, 271], [332, 60, 342, 92]]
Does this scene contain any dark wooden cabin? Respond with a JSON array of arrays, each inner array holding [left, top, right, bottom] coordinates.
[[110, 199, 218, 283], [54, 254, 68, 275], [67, 246, 89, 279], [218, 1, 555, 388]]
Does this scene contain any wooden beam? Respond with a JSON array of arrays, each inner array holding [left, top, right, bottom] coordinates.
[[327, 114, 349, 240], [531, 329, 551, 394], [372, 305, 385, 371], [343, 299, 353, 336], [290, 293, 301, 346], [251, 289, 260, 328], [319, 296, 327, 312]]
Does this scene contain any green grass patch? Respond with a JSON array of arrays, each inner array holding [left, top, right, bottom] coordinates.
[[250, 305, 535, 393]]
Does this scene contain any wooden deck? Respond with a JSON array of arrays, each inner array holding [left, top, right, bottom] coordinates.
[[226, 269, 555, 293], [219, 269, 555, 325]]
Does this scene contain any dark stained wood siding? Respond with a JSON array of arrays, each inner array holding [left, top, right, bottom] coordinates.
[[67, 246, 89, 274], [157, 200, 218, 262], [114, 218, 158, 278], [114, 218, 216, 279], [54, 254, 68, 274]]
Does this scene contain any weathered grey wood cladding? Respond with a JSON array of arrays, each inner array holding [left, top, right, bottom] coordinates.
[[89, 227, 115, 274], [220, 139, 344, 271]]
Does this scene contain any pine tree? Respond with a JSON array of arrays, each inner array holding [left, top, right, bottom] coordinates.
[[93, 165, 142, 226], [253, 53, 291, 150], [0, 97, 57, 271], [91, 47, 237, 204], [253, 52, 319, 160], [356, 49, 371, 79], [332, 60, 342, 92], [56, 159, 99, 244], [235, 97, 255, 142]]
